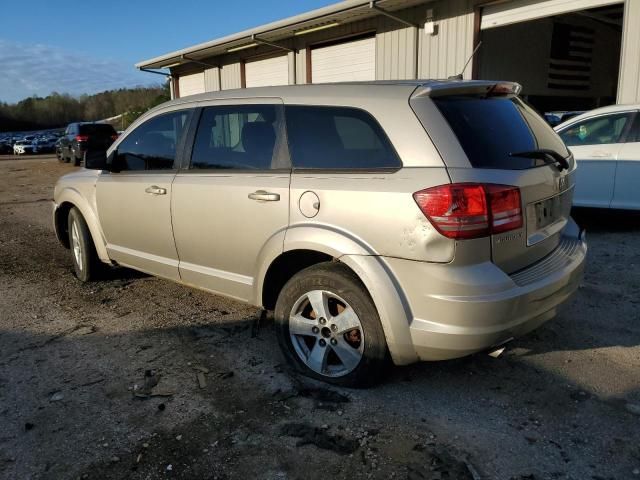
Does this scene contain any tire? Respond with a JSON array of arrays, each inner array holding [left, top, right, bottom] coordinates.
[[67, 207, 102, 282], [274, 262, 389, 388], [73, 155, 81, 167]]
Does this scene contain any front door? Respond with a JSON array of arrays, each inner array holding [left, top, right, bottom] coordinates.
[[558, 112, 635, 208], [96, 108, 193, 280], [171, 100, 290, 302], [612, 112, 640, 210]]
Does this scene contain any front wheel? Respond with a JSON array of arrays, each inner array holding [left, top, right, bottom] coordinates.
[[68, 207, 102, 282], [274, 262, 389, 388]]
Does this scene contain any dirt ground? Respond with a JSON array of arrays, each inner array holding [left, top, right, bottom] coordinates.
[[1, 155, 639, 480]]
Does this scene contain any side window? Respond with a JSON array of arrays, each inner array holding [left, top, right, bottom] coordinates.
[[191, 105, 284, 170], [628, 114, 640, 143], [115, 110, 191, 171], [285, 106, 401, 169], [559, 113, 632, 147]]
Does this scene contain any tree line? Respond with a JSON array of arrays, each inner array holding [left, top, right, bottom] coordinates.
[[0, 83, 170, 132]]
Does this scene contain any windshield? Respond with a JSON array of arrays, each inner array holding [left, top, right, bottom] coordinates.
[[433, 95, 570, 170]]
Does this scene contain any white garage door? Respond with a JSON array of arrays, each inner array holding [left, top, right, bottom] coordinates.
[[178, 72, 205, 97], [311, 36, 375, 83], [481, 0, 622, 29], [245, 55, 289, 88]]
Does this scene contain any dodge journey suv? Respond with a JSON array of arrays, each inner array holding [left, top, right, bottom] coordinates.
[[53, 81, 587, 387]]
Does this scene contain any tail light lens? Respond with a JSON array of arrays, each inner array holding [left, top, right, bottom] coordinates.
[[75, 134, 89, 142], [110, 134, 119, 141], [413, 183, 523, 240]]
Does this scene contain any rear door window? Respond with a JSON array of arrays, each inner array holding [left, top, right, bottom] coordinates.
[[190, 104, 286, 170], [558, 113, 633, 146], [432, 96, 570, 169], [285, 106, 401, 170]]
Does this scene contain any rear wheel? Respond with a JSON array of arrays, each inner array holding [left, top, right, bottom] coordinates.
[[274, 262, 389, 387], [68, 207, 102, 282]]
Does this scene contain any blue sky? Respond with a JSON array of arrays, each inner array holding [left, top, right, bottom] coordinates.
[[0, 0, 334, 104]]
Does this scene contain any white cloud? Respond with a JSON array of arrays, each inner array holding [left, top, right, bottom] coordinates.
[[0, 39, 159, 103]]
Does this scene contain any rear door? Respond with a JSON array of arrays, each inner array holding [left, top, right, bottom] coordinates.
[[557, 112, 635, 208], [171, 99, 290, 302], [612, 112, 640, 210], [412, 87, 575, 273]]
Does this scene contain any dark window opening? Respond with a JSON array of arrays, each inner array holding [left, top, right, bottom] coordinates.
[[285, 106, 401, 170]]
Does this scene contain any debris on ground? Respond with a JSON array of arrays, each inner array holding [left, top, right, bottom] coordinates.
[[197, 372, 207, 389], [407, 447, 476, 480], [280, 422, 359, 454], [133, 370, 174, 398], [49, 391, 64, 402]]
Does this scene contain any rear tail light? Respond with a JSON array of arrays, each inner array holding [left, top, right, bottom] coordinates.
[[413, 183, 523, 240], [110, 134, 119, 141], [75, 134, 89, 142]]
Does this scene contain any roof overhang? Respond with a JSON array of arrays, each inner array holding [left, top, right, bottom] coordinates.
[[136, 0, 427, 70]]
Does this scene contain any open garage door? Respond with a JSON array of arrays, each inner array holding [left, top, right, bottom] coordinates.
[[478, 2, 623, 115], [178, 72, 205, 97], [245, 55, 289, 88], [481, 0, 622, 29], [311, 36, 375, 83]]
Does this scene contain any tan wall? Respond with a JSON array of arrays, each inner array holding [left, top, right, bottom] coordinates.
[[618, 0, 640, 103], [419, 0, 476, 80]]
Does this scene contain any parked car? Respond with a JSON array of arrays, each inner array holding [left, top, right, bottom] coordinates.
[[33, 137, 57, 154], [53, 81, 586, 386], [555, 104, 639, 210], [0, 142, 13, 154], [13, 140, 35, 155], [58, 122, 118, 166]]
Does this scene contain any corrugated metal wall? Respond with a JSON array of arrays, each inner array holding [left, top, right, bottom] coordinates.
[[376, 18, 418, 80], [220, 63, 242, 90], [204, 67, 221, 91], [618, 0, 640, 103], [419, 0, 475, 80]]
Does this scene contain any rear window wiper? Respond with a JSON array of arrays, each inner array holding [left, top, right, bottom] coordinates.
[[509, 149, 570, 171]]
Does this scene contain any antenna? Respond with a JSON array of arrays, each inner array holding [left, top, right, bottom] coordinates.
[[448, 41, 482, 80]]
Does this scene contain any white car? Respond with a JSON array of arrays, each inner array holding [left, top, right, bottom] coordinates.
[[13, 140, 35, 155], [555, 104, 640, 210]]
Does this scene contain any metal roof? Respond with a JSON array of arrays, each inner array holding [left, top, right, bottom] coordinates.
[[136, 0, 427, 70]]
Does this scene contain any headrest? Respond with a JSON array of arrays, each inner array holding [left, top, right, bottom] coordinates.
[[241, 122, 276, 155]]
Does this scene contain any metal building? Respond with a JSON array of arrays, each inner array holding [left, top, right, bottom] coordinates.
[[136, 0, 640, 111]]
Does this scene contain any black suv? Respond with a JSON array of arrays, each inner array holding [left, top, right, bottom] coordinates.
[[58, 123, 118, 166]]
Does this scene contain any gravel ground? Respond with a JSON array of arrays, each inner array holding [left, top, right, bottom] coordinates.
[[1, 156, 639, 480]]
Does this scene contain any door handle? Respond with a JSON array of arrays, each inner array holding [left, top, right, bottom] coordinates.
[[248, 190, 280, 202], [145, 185, 167, 195], [591, 151, 612, 158]]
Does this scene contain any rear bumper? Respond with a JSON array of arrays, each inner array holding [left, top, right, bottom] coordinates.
[[385, 219, 587, 361]]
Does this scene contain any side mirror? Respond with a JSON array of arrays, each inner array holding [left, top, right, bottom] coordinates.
[[108, 150, 125, 173], [85, 149, 108, 170]]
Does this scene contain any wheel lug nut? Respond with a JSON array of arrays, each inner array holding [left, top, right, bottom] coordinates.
[[330, 338, 337, 346], [330, 324, 337, 332], [319, 339, 326, 347], [319, 317, 326, 325], [312, 326, 319, 334]]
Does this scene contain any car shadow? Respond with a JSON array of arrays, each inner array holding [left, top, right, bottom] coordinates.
[[572, 206, 640, 232]]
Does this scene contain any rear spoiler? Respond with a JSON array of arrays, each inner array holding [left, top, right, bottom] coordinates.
[[412, 80, 522, 98]]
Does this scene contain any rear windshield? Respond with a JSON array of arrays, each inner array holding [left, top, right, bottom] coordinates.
[[79, 124, 116, 136], [433, 96, 569, 169]]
